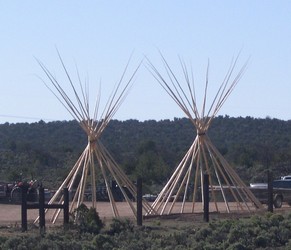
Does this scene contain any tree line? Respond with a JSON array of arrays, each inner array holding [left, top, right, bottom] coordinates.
[[0, 116, 291, 191]]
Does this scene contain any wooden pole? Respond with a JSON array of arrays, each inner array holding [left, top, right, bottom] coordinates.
[[21, 187, 28, 232], [203, 174, 209, 222], [137, 178, 143, 226], [268, 170, 273, 212], [63, 188, 69, 226], [39, 187, 46, 234]]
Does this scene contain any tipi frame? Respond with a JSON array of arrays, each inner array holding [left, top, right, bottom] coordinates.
[[36, 54, 155, 223], [146, 55, 263, 215]]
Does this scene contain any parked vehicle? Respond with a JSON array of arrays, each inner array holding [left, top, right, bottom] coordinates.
[[250, 176, 291, 208], [82, 180, 135, 202], [142, 194, 157, 202], [0, 180, 39, 203]]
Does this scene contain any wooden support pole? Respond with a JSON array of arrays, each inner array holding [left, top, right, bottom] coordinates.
[[39, 187, 46, 234], [21, 187, 28, 232], [203, 174, 209, 222], [63, 188, 69, 226], [268, 170, 273, 213], [137, 178, 142, 226]]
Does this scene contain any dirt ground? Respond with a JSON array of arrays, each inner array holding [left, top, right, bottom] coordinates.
[[0, 202, 134, 225], [0, 202, 290, 226]]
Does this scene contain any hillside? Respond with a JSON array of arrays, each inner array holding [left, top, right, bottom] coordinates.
[[0, 116, 291, 190]]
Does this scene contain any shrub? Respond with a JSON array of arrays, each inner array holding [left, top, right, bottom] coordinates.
[[0, 236, 7, 246], [269, 213, 284, 227], [93, 234, 114, 249], [173, 231, 188, 246], [227, 242, 247, 250], [2, 236, 23, 249], [255, 235, 268, 248], [74, 204, 104, 234], [194, 226, 212, 241], [108, 218, 134, 235], [278, 226, 291, 245]]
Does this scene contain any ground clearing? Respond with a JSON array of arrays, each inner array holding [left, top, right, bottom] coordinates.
[[0, 202, 290, 227]]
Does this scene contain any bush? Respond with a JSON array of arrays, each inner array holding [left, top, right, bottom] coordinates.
[[227, 242, 247, 250], [172, 231, 188, 246], [2, 236, 23, 249], [255, 235, 268, 248], [93, 234, 114, 249], [74, 203, 104, 234], [194, 226, 212, 241], [108, 218, 134, 235], [0, 236, 7, 246], [269, 213, 284, 226], [2, 212, 291, 249]]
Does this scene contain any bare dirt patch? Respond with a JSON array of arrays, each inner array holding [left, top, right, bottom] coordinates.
[[0, 202, 290, 226]]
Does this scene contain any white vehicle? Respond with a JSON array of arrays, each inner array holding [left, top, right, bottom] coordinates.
[[249, 183, 267, 188]]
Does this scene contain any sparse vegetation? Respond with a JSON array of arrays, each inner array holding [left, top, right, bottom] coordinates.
[[1, 212, 291, 249]]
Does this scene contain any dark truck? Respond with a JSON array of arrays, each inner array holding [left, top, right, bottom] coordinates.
[[250, 176, 291, 208]]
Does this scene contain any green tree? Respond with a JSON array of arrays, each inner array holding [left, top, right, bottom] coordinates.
[[135, 140, 169, 185]]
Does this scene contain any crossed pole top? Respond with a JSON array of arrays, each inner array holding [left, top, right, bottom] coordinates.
[[146, 53, 249, 133], [37, 51, 140, 138]]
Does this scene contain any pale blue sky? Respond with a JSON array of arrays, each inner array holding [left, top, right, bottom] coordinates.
[[0, 1, 291, 123]]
